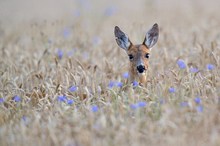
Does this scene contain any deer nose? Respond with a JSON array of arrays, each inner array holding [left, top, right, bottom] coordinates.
[[137, 65, 145, 73]]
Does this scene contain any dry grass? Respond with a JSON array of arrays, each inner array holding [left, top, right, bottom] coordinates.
[[0, 0, 220, 146]]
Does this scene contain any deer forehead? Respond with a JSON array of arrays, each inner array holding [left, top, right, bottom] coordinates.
[[128, 45, 150, 56]]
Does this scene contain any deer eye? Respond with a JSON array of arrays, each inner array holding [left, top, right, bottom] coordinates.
[[128, 54, 134, 60], [145, 53, 150, 58]]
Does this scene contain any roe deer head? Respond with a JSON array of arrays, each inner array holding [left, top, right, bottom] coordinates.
[[114, 23, 159, 85]]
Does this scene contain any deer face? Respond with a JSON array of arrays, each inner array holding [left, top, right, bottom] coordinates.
[[114, 24, 159, 84], [127, 44, 150, 74]]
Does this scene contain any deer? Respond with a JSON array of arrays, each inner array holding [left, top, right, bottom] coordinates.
[[114, 23, 159, 86]]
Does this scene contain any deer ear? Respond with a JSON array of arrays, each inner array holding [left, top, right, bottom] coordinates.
[[114, 26, 132, 51], [143, 23, 159, 49]]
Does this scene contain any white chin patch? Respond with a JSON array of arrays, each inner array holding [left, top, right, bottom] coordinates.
[[138, 72, 146, 76]]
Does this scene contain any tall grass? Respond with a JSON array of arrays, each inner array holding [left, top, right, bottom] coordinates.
[[0, 0, 219, 146]]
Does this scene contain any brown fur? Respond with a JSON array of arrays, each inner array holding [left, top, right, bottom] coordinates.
[[114, 24, 159, 86], [128, 45, 150, 85]]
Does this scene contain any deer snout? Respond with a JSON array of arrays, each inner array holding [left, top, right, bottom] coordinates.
[[137, 65, 145, 73]]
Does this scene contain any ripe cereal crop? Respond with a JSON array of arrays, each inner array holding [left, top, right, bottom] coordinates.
[[0, 0, 219, 146]]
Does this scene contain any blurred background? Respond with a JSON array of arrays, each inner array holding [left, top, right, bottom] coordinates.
[[0, 0, 219, 29], [1, 0, 220, 52], [0, 0, 219, 82], [0, 1, 220, 145]]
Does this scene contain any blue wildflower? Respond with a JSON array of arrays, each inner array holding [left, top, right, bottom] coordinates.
[[177, 59, 186, 69], [57, 49, 63, 59], [130, 103, 138, 110], [159, 99, 165, 104], [194, 97, 201, 104], [168, 87, 175, 93], [67, 99, 74, 105], [116, 82, 123, 88], [180, 101, 188, 107], [73, 10, 81, 17], [196, 105, 203, 112], [122, 72, 129, 79], [137, 101, 147, 107], [0, 98, 4, 103], [190, 67, 199, 73], [62, 27, 71, 38], [207, 64, 215, 70], [13, 95, 21, 102], [69, 86, 77, 92], [67, 50, 74, 57], [22, 116, 27, 122], [108, 81, 115, 88], [91, 105, 99, 112], [132, 81, 139, 87], [82, 52, 89, 60], [57, 95, 67, 102], [92, 36, 102, 45], [104, 6, 117, 16], [79, 0, 90, 9]]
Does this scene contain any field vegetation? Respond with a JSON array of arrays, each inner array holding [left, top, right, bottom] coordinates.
[[0, 0, 219, 145]]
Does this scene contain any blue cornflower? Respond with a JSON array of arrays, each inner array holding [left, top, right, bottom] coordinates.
[[13, 95, 21, 102], [57, 49, 63, 59], [92, 36, 102, 45], [91, 105, 99, 112], [168, 87, 175, 93], [62, 27, 71, 38], [69, 86, 77, 92], [180, 101, 188, 107], [194, 97, 201, 104], [79, 0, 91, 9], [57, 95, 67, 102], [130, 103, 138, 110], [73, 10, 81, 17], [82, 52, 89, 60], [190, 67, 199, 73], [104, 6, 117, 16], [137, 101, 147, 107], [67, 99, 74, 105], [177, 59, 186, 69], [67, 50, 74, 57], [108, 81, 115, 88], [207, 64, 215, 70], [67, 48, 76, 56], [122, 72, 129, 79], [196, 105, 203, 112], [22, 116, 27, 122], [116, 82, 123, 88], [159, 99, 165, 104], [21, 115, 30, 125], [0, 98, 4, 103], [132, 81, 139, 87]]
